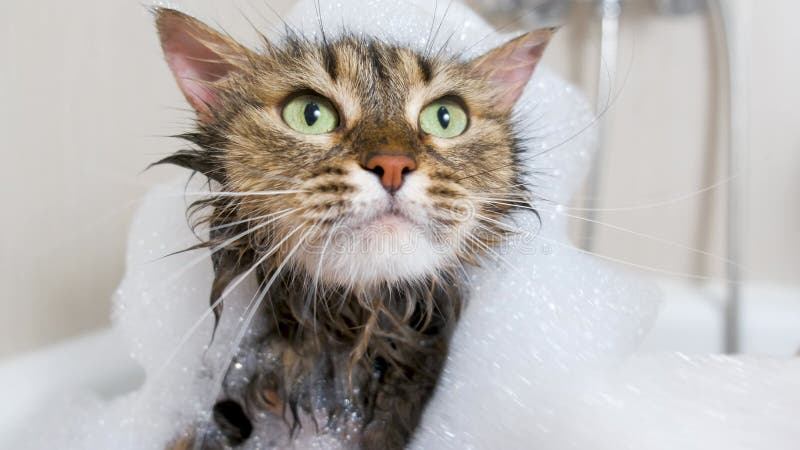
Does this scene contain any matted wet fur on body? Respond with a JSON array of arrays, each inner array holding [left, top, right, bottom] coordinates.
[[154, 7, 553, 449]]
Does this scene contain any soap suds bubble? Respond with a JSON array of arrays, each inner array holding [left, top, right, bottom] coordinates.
[[26, 0, 800, 449]]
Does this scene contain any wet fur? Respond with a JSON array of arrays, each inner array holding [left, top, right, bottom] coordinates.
[[155, 8, 548, 449]]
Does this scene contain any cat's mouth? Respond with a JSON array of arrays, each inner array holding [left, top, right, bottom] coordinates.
[[289, 170, 465, 286], [370, 210, 414, 228], [362, 200, 424, 229]]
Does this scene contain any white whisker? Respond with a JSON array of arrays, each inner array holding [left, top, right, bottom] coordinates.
[[182, 189, 308, 197], [541, 176, 733, 213], [149, 208, 300, 290], [153, 219, 310, 379], [212, 221, 319, 395], [309, 212, 340, 336], [208, 208, 296, 232], [536, 234, 745, 284]]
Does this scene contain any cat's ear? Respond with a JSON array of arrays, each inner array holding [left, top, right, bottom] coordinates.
[[470, 28, 556, 113], [156, 8, 253, 121]]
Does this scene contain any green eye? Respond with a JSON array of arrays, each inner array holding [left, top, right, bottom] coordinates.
[[419, 99, 468, 138], [282, 94, 339, 135]]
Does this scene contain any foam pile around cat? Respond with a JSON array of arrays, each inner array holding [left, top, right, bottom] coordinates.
[[30, 0, 800, 449]]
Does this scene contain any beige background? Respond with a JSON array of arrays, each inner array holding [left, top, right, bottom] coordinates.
[[1, 0, 797, 357]]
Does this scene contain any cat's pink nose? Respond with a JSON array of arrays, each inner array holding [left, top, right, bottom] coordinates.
[[364, 153, 417, 193]]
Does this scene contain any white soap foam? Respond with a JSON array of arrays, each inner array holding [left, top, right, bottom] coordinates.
[[416, 353, 800, 450], [26, 1, 800, 449]]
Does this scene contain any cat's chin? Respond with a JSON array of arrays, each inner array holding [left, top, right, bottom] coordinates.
[[293, 221, 453, 287]]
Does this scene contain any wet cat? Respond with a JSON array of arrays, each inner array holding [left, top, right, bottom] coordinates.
[[154, 7, 553, 449]]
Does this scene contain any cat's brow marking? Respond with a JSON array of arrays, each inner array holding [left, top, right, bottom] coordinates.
[[416, 54, 434, 83]]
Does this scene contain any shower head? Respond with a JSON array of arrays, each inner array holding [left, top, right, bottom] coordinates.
[[467, 0, 572, 27], [652, 0, 706, 15]]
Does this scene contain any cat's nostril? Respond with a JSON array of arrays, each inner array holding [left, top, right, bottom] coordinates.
[[370, 165, 385, 178], [363, 153, 417, 193]]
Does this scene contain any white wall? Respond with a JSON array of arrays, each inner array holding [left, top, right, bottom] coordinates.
[[0, 0, 297, 356], [1, 0, 797, 357]]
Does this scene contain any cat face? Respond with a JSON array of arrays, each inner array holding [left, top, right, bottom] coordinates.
[[156, 9, 552, 288]]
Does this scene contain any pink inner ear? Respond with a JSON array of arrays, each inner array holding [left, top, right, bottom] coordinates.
[[158, 12, 240, 119], [493, 41, 547, 109], [476, 30, 554, 113]]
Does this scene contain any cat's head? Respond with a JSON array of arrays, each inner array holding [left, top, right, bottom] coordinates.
[[155, 8, 553, 288]]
